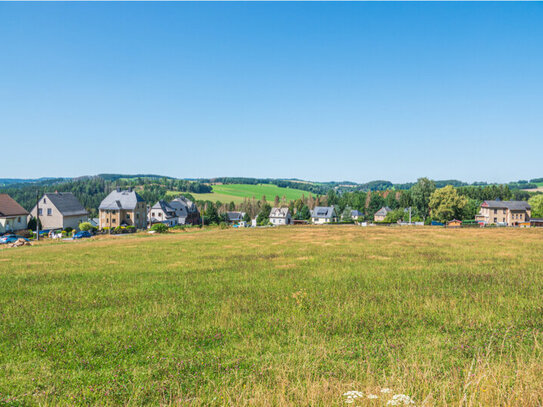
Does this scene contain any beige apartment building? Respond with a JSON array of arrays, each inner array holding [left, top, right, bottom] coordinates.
[[99, 188, 147, 229], [475, 200, 531, 226]]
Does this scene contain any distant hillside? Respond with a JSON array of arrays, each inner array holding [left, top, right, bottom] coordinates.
[[189, 183, 310, 204], [0, 177, 64, 186]]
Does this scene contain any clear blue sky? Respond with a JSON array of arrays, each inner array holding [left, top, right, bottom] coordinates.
[[1, 2, 542, 183]]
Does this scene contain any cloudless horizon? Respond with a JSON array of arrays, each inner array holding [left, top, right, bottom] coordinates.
[[1, 2, 542, 183]]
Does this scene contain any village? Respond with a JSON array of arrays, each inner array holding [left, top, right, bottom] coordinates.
[[1, 187, 541, 247]]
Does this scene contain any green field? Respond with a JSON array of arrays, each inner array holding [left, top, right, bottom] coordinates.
[[187, 183, 312, 203], [1, 227, 543, 406]]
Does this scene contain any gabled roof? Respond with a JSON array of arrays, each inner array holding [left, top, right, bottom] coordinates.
[[150, 200, 177, 218], [351, 210, 363, 217], [99, 189, 144, 210], [168, 196, 199, 218], [312, 206, 336, 219], [269, 207, 290, 218], [44, 192, 88, 216], [226, 211, 245, 221], [482, 200, 530, 211], [170, 196, 198, 213], [0, 194, 29, 217], [375, 206, 392, 217]]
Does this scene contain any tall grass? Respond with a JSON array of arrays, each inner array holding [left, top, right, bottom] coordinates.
[[1, 226, 542, 405]]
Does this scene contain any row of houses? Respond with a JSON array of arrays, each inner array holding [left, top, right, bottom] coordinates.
[[0, 190, 540, 234], [0, 189, 202, 234]]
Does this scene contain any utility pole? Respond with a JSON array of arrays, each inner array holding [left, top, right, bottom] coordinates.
[[36, 191, 40, 241]]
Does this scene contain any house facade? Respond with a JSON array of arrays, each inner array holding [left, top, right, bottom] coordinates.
[[0, 194, 29, 234], [269, 207, 292, 226], [374, 206, 392, 222], [168, 196, 201, 225], [311, 206, 337, 224], [99, 188, 147, 230], [475, 200, 531, 226], [148, 200, 178, 227], [29, 192, 88, 231]]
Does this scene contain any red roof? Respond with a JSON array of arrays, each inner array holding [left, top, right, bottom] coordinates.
[[0, 194, 29, 217]]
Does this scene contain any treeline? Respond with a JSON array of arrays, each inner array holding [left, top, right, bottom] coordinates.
[[197, 178, 539, 225]]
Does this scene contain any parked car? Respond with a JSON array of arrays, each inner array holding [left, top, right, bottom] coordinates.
[[0, 235, 29, 244], [73, 231, 92, 239]]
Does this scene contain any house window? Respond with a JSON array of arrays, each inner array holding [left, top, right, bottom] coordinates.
[[112, 219, 116, 223], [494, 217, 497, 223], [136, 213, 139, 219], [126, 214, 130, 219], [152, 212, 155, 217], [38, 208, 43, 216], [17, 217, 21, 222], [494, 209, 497, 214], [47, 208, 52, 216], [43, 198, 47, 204]]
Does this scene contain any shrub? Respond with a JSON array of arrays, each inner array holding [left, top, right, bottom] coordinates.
[[126, 225, 136, 233], [219, 222, 229, 229], [114, 226, 123, 234], [150, 223, 168, 233], [64, 227, 73, 234], [79, 222, 93, 232]]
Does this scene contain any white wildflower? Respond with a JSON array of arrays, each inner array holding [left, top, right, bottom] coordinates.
[[345, 398, 354, 404], [367, 394, 379, 399], [343, 391, 364, 398], [381, 388, 392, 394], [387, 394, 415, 405]]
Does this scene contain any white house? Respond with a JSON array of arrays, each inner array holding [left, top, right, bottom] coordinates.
[[148, 200, 178, 227], [0, 194, 29, 234], [311, 206, 337, 224], [269, 207, 292, 226]]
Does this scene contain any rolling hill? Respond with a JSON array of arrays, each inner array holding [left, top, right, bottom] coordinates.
[[185, 183, 312, 204]]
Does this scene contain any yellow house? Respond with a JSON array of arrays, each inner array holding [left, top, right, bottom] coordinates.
[[99, 188, 147, 230]]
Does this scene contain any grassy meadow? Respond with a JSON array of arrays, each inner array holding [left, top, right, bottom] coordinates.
[[187, 183, 310, 204], [1, 226, 543, 406]]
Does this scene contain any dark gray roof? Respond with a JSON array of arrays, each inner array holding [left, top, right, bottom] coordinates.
[[375, 206, 392, 216], [99, 190, 144, 210], [170, 196, 198, 213], [482, 200, 530, 211], [44, 192, 88, 216], [150, 200, 176, 218], [269, 207, 290, 218], [168, 196, 199, 218], [227, 211, 245, 221], [351, 210, 363, 217], [312, 206, 336, 219]]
